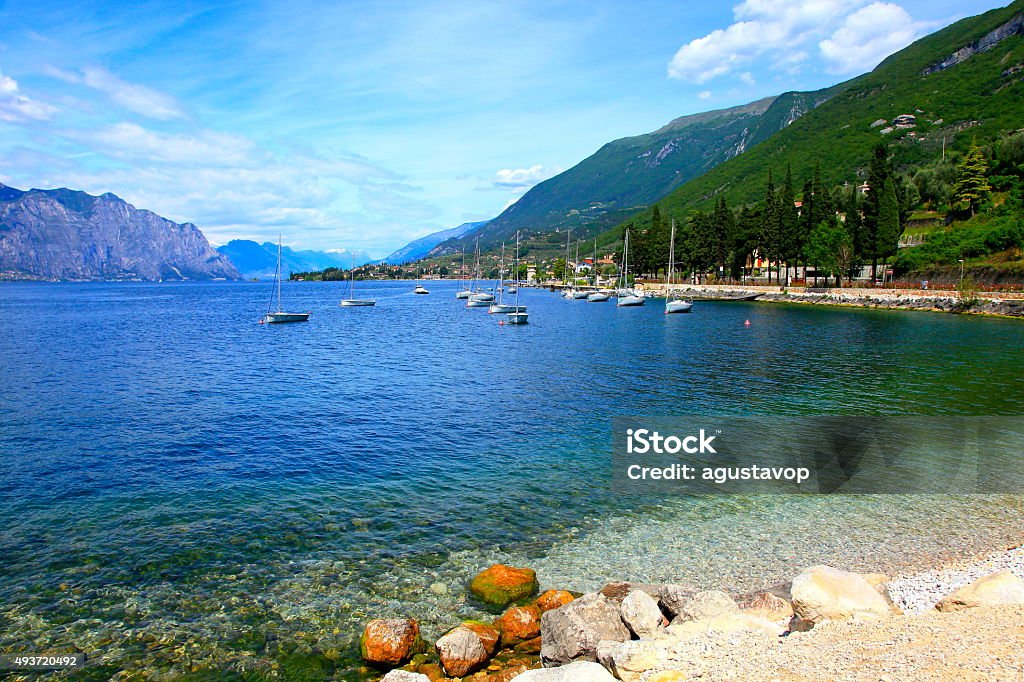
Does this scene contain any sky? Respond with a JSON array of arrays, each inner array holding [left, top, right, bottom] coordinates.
[[0, 0, 1009, 256]]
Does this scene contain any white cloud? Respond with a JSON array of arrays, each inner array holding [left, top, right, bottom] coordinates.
[[819, 3, 925, 74], [493, 164, 559, 190], [698, 90, 712, 101], [667, 0, 929, 83], [738, 72, 756, 85], [0, 69, 58, 122], [50, 66, 185, 120]]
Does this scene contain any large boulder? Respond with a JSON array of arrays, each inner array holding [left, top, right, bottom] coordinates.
[[935, 570, 1024, 612], [535, 589, 575, 612], [510, 660, 616, 681], [470, 564, 539, 608], [382, 671, 430, 682], [435, 622, 500, 677], [540, 592, 630, 666], [597, 639, 672, 682], [665, 612, 786, 639], [675, 590, 739, 622], [790, 565, 894, 629], [496, 604, 542, 646], [656, 584, 697, 619], [620, 589, 665, 638], [741, 591, 794, 622], [360, 618, 421, 668]]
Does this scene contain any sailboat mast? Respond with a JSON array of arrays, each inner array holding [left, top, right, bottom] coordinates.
[[667, 221, 675, 309], [514, 231, 521, 307], [277, 235, 283, 312]]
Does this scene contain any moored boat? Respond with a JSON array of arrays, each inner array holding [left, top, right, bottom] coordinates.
[[261, 235, 310, 324]]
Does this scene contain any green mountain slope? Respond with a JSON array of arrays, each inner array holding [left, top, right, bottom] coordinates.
[[434, 86, 842, 255], [618, 0, 1024, 235]]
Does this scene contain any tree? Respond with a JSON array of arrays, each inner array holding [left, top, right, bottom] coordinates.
[[712, 196, 734, 278], [877, 176, 903, 276], [777, 164, 800, 282], [804, 217, 853, 288], [953, 143, 992, 216], [760, 171, 779, 282], [552, 257, 568, 282], [862, 143, 891, 280]]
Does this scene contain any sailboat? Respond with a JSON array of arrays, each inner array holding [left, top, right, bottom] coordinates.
[[587, 236, 609, 301], [490, 243, 524, 313], [467, 238, 494, 307], [665, 220, 692, 314], [617, 229, 645, 307], [456, 248, 472, 299], [340, 255, 376, 307], [507, 231, 529, 324], [413, 270, 429, 294], [570, 241, 589, 298], [261, 235, 311, 323]]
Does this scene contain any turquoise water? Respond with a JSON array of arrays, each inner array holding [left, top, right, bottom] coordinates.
[[0, 280, 1021, 679]]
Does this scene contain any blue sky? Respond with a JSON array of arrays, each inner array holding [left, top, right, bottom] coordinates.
[[0, 0, 1008, 255]]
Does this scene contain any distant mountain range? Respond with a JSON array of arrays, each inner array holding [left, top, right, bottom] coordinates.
[[216, 240, 373, 279], [383, 220, 488, 264], [0, 184, 238, 281], [432, 87, 841, 254]]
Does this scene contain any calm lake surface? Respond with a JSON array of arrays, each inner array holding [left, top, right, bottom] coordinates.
[[1, 280, 1022, 679]]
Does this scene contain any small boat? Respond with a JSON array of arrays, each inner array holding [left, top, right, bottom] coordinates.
[[572, 290, 589, 299], [506, 232, 528, 324], [469, 291, 494, 302], [455, 289, 471, 299], [340, 254, 376, 307], [414, 284, 429, 294], [489, 304, 526, 313], [466, 298, 491, 308], [587, 291, 610, 302], [507, 286, 518, 294], [616, 230, 645, 307], [456, 247, 471, 298], [665, 220, 692, 314], [261, 235, 310, 324]]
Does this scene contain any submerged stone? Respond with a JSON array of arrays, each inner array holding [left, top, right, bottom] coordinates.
[[470, 564, 539, 608]]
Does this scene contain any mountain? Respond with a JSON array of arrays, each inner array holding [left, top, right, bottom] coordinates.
[[432, 87, 842, 254], [620, 0, 1024, 233], [216, 240, 373, 279], [0, 184, 238, 281], [384, 220, 488, 264]]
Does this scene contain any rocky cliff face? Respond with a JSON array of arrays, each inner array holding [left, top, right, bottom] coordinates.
[[921, 12, 1024, 76], [0, 184, 239, 281]]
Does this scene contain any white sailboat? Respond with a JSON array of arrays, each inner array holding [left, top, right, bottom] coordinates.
[[467, 238, 494, 306], [665, 220, 692, 314], [490, 243, 523, 313], [340, 254, 376, 307], [261, 235, 311, 323], [507, 231, 528, 324], [587, 236, 609, 301], [617, 229, 645, 307]]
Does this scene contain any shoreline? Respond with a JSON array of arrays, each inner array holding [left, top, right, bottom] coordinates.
[[639, 283, 1024, 318], [363, 498, 1024, 681]]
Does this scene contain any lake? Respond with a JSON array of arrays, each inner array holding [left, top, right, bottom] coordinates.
[[1, 280, 1022, 679]]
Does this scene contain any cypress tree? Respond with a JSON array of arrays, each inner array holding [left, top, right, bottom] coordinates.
[[877, 176, 902, 277], [862, 144, 891, 281], [778, 165, 799, 283], [761, 171, 778, 282], [953, 143, 992, 216]]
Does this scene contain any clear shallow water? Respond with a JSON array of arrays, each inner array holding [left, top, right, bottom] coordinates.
[[0, 281, 1022, 679]]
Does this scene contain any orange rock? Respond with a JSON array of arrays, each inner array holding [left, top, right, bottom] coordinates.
[[360, 618, 421, 667], [436, 622, 500, 677], [470, 564, 539, 607], [513, 636, 542, 654], [534, 589, 574, 612], [495, 604, 541, 645]]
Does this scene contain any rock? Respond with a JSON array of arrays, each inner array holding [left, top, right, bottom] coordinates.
[[360, 618, 421, 668], [414, 663, 444, 681], [676, 590, 739, 622], [599, 581, 662, 602], [470, 564, 539, 608], [657, 584, 698, 619], [510, 660, 616, 681], [496, 605, 542, 645], [435, 622, 500, 677], [514, 635, 543, 654], [790, 565, 894, 628], [540, 592, 630, 666], [620, 590, 665, 638], [741, 591, 794, 621], [382, 671, 430, 682], [666, 612, 786, 638], [491, 664, 532, 682], [598, 639, 671, 682], [935, 570, 1024, 612], [535, 589, 575, 612]]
